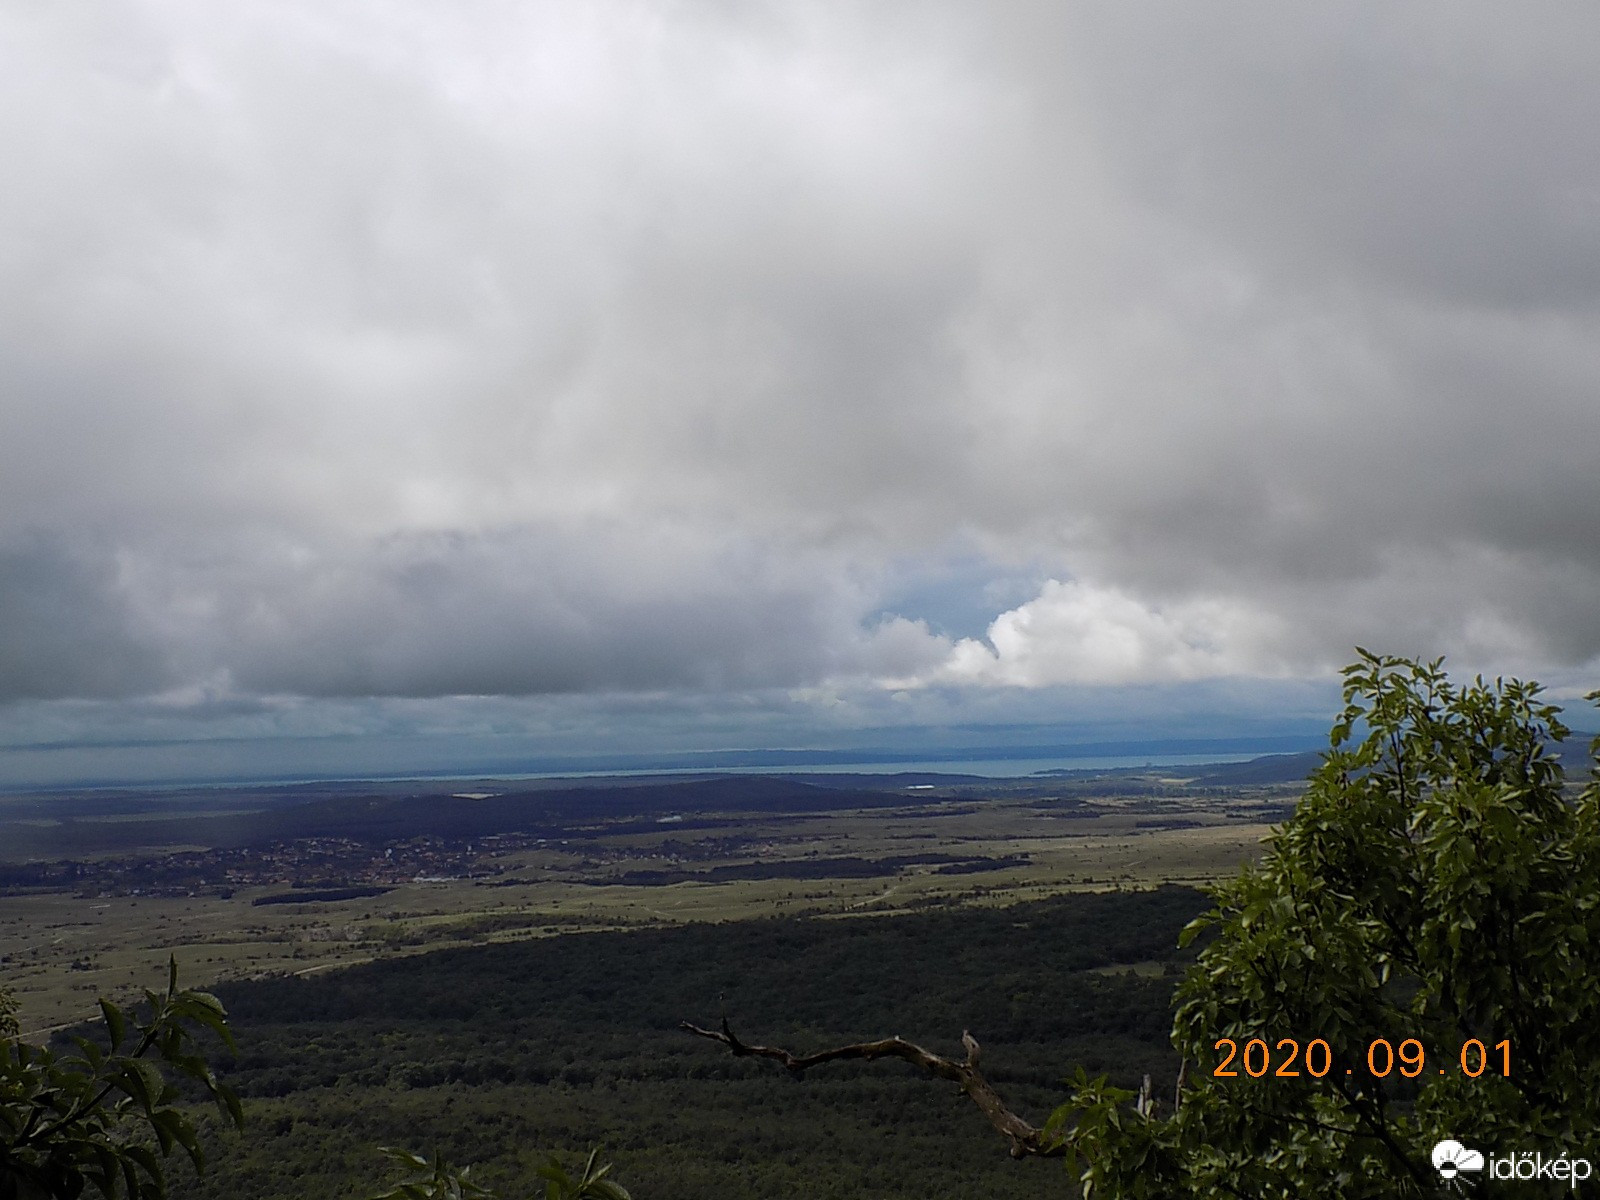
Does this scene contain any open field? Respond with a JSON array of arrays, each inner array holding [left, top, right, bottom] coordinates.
[[0, 771, 1302, 1035]]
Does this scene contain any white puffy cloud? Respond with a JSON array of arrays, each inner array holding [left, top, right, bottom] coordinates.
[[910, 580, 1285, 688]]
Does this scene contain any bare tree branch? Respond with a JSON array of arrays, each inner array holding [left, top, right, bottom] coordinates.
[[679, 1018, 1065, 1159]]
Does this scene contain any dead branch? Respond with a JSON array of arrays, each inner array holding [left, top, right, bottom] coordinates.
[[1135, 1073, 1153, 1118], [679, 1018, 1065, 1158]]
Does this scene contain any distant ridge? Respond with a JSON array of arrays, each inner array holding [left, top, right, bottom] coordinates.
[[1183, 732, 1599, 788], [1189, 752, 1324, 786]]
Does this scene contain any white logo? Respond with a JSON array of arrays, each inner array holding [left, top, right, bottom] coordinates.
[[1432, 1140, 1485, 1180]]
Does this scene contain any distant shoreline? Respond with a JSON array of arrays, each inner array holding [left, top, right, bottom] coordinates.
[[0, 740, 1325, 795]]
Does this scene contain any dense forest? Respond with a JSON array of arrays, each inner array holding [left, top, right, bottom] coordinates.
[[160, 886, 1208, 1199]]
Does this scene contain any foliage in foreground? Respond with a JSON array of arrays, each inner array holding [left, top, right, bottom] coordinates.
[[0, 960, 242, 1200], [372, 1146, 629, 1200], [0, 957, 638, 1200], [1047, 652, 1600, 1197]]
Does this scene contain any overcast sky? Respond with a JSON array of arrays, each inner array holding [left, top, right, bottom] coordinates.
[[4, 2, 1599, 786]]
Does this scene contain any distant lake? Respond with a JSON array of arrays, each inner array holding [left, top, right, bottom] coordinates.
[[749, 752, 1281, 777], [456, 749, 1299, 783], [50, 745, 1319, 792]]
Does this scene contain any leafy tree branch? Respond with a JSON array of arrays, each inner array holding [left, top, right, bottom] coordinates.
[[1, 959, 243, 1200]]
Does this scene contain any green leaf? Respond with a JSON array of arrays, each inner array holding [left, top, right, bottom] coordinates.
[[125, 1144, 164, 1184], [99, 999, 126, 1052]]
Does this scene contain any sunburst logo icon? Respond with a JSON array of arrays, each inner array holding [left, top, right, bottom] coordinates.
[[1432, 1139, 1486, 1180]]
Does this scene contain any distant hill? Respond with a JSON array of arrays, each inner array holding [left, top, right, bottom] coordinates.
[[1189, 752, 1324, 786], [1186, 731, 1599, 787]]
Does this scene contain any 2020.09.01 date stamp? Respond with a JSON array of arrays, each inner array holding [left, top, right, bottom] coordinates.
[[1212, 1036, 1511, 1081]]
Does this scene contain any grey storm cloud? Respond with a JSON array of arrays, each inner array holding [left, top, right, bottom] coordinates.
[[160, 526, 946, 699], [0, 537, 169, 700], [2, 0, 1600, 727], [0, 524, 952, 704]]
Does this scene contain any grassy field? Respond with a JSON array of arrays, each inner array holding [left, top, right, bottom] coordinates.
[[0, 781, 1295, 1036]]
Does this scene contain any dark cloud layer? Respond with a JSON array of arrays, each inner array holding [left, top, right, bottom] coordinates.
[[0, 538, 167, 700], [3, 2, 1599, 780], [182, 526, 942, 698]]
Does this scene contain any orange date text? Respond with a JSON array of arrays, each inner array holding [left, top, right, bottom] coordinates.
[[1211, 1037, 1510, 1080]]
